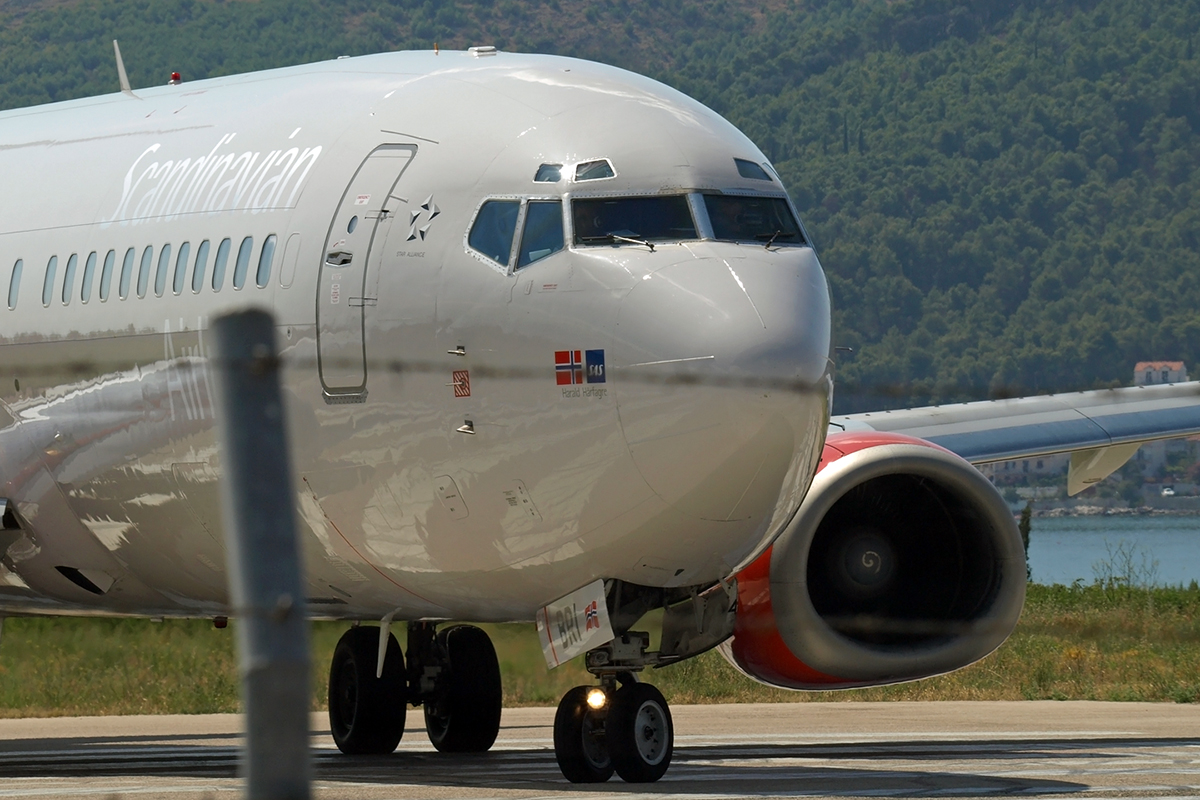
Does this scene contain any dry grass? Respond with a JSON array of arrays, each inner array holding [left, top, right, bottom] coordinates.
[[1, 582, 1198, 717]]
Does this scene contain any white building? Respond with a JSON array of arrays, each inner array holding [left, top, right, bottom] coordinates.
[[1134, 361, 1189, 385]]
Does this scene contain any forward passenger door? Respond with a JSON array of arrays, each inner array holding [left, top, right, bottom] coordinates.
[[317, 145, 416, 401]]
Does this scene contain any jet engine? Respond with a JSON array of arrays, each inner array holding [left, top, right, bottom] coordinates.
[[722, 431, 1025, 689]]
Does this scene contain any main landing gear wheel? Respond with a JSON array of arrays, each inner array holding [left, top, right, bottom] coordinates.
[[424, 625, 503, 752], [554, 686, 614, 783], [606, 682, 673, 783], [328, 626, 407, 755]]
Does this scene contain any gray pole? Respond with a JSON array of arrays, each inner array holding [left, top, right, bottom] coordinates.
[[212, 309, 311, 800]]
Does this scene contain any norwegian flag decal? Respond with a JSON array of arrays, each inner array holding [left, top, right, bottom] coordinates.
[[584, 600, 600, 631], [555, 350, 583, 385]]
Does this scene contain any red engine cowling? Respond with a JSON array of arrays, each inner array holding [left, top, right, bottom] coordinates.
[[722, 431, 1026, 689]]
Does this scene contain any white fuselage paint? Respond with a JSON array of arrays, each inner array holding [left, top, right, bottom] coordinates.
[[0, 50, 832, 622]]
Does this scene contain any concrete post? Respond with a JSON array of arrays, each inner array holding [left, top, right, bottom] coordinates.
[[211, 309, 311, 800]]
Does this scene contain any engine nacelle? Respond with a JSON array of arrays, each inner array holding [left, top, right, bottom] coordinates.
[[723, 432, 1025, 689]]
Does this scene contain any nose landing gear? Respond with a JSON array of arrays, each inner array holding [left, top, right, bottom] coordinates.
[[327, 622, 503, 757], [553, 636, 675, 783]]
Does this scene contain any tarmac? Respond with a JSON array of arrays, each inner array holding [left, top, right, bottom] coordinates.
[[0, 701, 1198, 798]]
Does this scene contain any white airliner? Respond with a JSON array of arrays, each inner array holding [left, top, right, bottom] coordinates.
[[2, 46, 1199, 783]]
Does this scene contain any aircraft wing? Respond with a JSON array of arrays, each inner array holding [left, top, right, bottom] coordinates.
[[831, 381, 1200, 494]]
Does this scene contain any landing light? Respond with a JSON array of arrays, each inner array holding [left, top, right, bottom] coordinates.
[[586, 687, 607, 710]]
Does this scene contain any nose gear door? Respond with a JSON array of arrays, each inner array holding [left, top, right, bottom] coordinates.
[[317, 144, 416, 401]]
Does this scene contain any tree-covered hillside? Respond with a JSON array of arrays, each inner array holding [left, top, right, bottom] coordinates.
[[1, 0, 1197, 412]]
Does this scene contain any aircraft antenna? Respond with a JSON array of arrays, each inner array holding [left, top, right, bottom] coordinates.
[[113, 40, 134, 95]]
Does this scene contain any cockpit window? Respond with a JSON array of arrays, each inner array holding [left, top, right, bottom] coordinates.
[[574, 159, 615, 182], [704, 195, 805, 245], [734, 158, 773, 181], [573, 196, 698, 246], [517, 201, 564, 268], [534, 164, 562, 183], [468, 199, 520, 265]]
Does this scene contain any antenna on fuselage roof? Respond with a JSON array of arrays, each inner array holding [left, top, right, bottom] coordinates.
[[113, 40, 135, 96]]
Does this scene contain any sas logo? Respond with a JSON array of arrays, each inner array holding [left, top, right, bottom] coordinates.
[[555, 349, 606, 386]]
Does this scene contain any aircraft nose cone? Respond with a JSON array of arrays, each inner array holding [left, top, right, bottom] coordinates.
[[612, 249, 831, 522]]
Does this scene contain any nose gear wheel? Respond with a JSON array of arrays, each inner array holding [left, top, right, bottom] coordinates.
[[606, 682, 673, 782], [553, 686, 614, 783], [552, 680, 673, 783]]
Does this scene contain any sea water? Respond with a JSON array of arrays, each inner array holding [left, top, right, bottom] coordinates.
[[1026, 514, 1200, 587]]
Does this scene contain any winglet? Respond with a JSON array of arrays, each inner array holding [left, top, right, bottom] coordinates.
[[113, 39, 134, 95]]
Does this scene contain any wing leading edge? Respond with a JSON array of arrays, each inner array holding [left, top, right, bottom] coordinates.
[[832, 381, 1200, 495]]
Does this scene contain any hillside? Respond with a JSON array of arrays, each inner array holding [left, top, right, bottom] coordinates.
[[1, 0, 1197, 413]]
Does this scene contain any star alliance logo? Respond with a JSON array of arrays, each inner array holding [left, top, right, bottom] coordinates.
[[407, 194, 440, 241]]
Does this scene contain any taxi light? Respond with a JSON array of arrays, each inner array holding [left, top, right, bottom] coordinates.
[[586, 687, 607, 710]]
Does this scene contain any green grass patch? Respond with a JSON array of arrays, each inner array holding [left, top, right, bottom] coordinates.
[[2, 582, 1199, 716]]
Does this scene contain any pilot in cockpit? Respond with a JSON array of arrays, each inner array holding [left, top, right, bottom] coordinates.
[[711, 196, 747, 237]]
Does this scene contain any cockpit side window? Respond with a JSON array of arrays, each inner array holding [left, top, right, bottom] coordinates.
[[517, 201, 564, 268], [468, 199, 520, 266], [574, 159, 615, 182], [534, 164, 562, 183], [572, 196, 698, 245], [704, 195, 805, 245], [734, 158, 773, 181]]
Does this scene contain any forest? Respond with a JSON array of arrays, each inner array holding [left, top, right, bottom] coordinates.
[[0, 0, 1197, 413]]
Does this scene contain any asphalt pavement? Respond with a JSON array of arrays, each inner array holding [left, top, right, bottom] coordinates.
[[0, 701, 1197, 798]]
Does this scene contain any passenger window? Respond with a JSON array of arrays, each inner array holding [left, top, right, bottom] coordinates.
[[154, 244, 172, 297], [42, 256, 57, 307], [173, 242, 190, 295], [534, 164, 562, 182], [99, 250, 116, 302], [61, 253, 78, 305], [80, 252, 97, 303], [517, 201, 564, 268], [119, 248, 136, 300], [468, 200, 520, 266], [256, 234, 277, 288], [575, 159, 615, 181], [192, 240, 210, 294], [734, 158, 773, 181], [7, 259, 22, 310], [137, 246, 153, 298], [212, 238, 231, 292], [233, 236, 253, 289]]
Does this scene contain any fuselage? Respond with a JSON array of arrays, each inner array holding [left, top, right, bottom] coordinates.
[[0, 49, 832, 621]]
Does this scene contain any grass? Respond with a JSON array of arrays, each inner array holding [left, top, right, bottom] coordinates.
[[2, 582, 1199, 717]]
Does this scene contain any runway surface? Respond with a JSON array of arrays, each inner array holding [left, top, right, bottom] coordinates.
[[0, 701, 1198, 799]]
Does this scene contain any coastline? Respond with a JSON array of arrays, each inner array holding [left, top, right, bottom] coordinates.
[[1029, 505, 1200, 517]]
